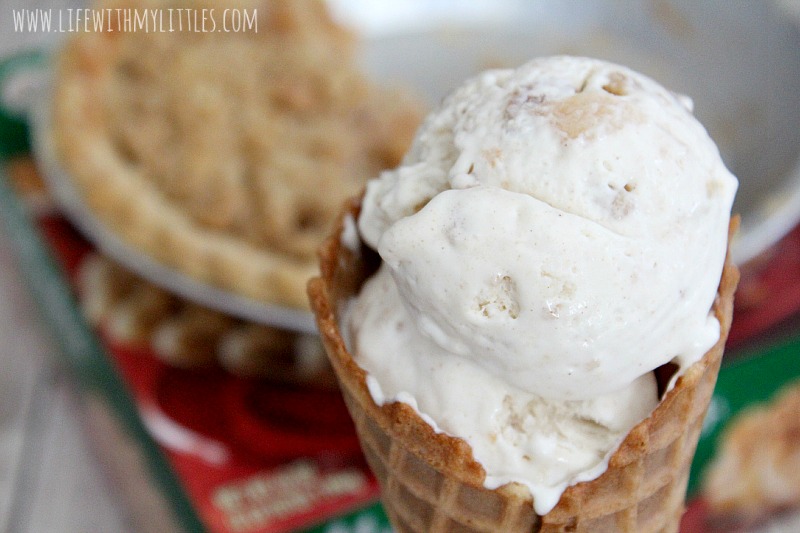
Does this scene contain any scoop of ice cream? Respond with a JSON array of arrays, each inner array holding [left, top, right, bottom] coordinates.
[[357, 55, 737, 401], [346, 263, 659, 513], [346, 55, 737, 515]]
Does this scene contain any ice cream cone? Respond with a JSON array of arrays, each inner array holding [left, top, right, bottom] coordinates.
[[308, 198, 739, 533]]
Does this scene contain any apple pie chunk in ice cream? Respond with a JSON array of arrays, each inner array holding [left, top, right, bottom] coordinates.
[[342, 56, 738, 515]]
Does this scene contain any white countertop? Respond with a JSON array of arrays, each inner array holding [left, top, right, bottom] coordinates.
[[0, 220, 136, 533]]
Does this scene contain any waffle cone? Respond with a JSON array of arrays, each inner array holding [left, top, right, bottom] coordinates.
[[308, 197, 739, 533]]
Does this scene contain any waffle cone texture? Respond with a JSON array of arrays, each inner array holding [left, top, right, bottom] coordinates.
[[308, 197, 739, 533]]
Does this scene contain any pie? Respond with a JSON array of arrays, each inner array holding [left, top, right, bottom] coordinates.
[[52, 0, 422, 310], [703, 379, 800, 525]]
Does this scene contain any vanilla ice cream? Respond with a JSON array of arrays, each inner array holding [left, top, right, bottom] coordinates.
[[344, 56, 737, 515]]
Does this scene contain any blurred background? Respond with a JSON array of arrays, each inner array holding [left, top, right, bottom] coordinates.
[[1, 1, 799, 532]]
